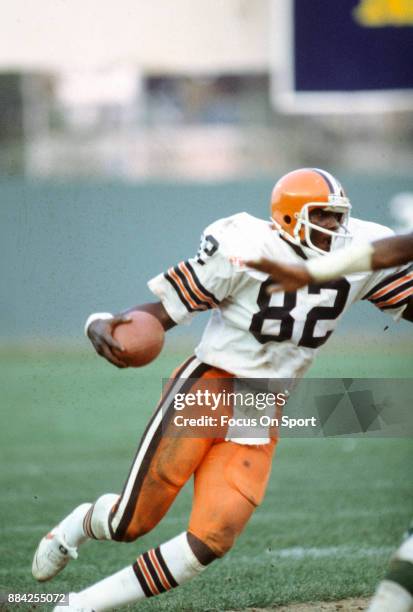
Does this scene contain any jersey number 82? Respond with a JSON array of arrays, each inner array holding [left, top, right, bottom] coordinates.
[[250, 278, 350, 349]]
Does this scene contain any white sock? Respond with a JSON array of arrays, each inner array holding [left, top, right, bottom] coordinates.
[[60, 503, 91, 548], [76, 566, 144, 611], [76, 532, 206, 611], [158, 531, 205, 584], [368, 579, 413, 612]]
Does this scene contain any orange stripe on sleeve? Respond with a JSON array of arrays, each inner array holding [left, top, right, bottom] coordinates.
[[376, 286, 413, 308], [168, 268, 202, 311], [179, 262, 216, 307], [369, 272, 413, 301]]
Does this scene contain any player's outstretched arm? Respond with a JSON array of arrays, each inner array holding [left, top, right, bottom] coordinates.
[[372, 232, 413, 269], [246, 232, 413, 293], [86, 302, 175, 368], [245, 258, 312, 292]]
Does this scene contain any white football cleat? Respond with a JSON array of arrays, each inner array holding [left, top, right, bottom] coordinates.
[[53, 593, 95, 611], [32, 525, 78, 582]]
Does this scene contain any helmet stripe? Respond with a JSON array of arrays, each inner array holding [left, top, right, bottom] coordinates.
[[313, 168, 342, 195]]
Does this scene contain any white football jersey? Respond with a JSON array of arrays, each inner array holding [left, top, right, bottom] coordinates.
[[148, 213, 412, 379]]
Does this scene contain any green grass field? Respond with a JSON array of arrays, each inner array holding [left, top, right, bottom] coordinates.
[[1, 342, 412, 611]]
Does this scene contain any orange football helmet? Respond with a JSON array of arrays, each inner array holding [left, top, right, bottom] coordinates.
[[271, 168, 352, 254]]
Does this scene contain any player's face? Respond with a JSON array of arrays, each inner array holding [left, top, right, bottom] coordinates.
[[308, 208, 342, 252]]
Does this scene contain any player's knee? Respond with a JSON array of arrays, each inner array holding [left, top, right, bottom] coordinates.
[[91, 493, 119, 540]]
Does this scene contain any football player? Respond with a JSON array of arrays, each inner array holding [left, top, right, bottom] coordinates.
[[246, 212, 413, 612], [32, 168, 413, 612]]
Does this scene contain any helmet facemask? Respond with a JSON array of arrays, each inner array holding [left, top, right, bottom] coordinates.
[[292, 196, 352, 255]]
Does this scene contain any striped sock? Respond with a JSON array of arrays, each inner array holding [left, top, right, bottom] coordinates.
[[133, 532, 204, 596], [76, 532, 206, 611], [133, 546, 178, 596]]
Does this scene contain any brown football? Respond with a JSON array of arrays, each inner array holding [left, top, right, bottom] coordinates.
[[113, 311, 165, 367]]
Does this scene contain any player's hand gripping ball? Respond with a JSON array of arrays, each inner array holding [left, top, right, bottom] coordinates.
[[113, 311, 165, 367]]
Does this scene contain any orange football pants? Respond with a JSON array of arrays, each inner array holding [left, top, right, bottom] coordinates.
[[108, 356, 276, 556]]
